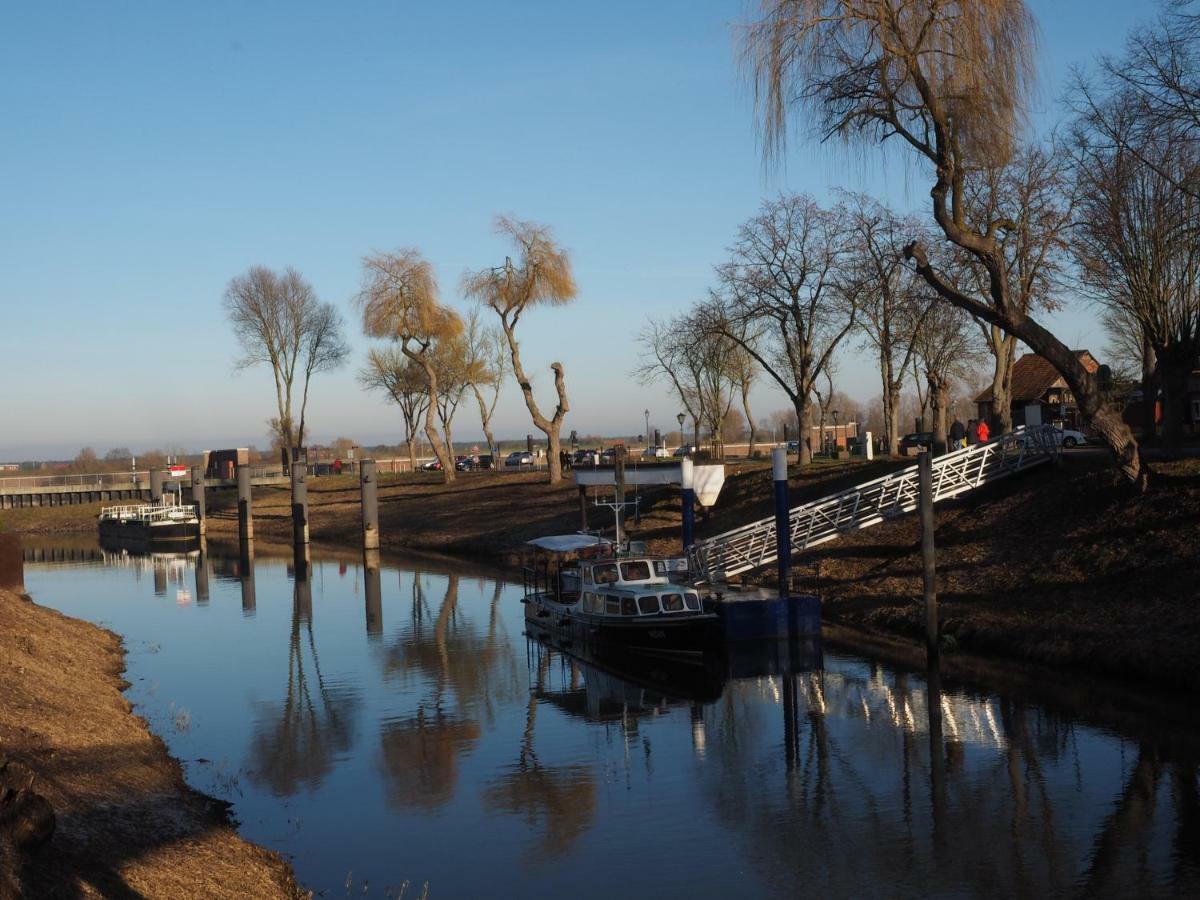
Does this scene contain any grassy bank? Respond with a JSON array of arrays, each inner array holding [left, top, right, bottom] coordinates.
[[5, 454, 1198, 690], [0, 587, 303, 897]]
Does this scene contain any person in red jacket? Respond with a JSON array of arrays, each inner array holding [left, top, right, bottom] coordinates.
[[975, 419, 990, 443]]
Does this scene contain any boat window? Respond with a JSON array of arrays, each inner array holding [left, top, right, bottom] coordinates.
[[637, 596, 660, 615], [605, 596, 622, 615], [621, 597, 637, 616], [653, 561, 667, 576], [593, 564, 619, 584], [582, 592, 600, 613], [661, 593, 684, 612], [684, 592, 701, 611], [582, 568, 593, 585], [620, 560, 651, 581]]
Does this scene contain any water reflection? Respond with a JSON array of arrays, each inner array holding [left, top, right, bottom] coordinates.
[[17, 542, 1200, 898], [246, 545, 360, 797]]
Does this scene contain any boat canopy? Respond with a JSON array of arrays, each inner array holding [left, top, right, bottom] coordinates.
[[526, 534, 613, 553]]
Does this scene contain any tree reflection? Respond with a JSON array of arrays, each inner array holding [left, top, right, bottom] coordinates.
[[247, 553, 359, 796], [377, 575, 519, 811], [483, 653, 597, 859]]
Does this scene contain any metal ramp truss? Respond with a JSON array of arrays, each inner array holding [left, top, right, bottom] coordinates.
[[689, 426, 1060, 583]]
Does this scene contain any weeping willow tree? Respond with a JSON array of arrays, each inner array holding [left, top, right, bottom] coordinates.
[[463, 217, 578, 483], [357, 248, 462, 483], [742, 0, 1147, 488]]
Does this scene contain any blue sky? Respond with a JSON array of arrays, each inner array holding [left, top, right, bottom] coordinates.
[[0, 1, 1155, 459]]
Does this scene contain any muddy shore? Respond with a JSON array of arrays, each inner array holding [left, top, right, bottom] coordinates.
[[0, 585, 304, 898]]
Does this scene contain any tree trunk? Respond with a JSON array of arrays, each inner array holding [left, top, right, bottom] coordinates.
[[406, 436, 417, 471], [744, 390, 757, 458], [885, 386, 902, 456], [795, 397, 813, 466], [407, 350, 455, 483], [1141, 336, 1158, 443], [499, 319, 568, 484], [988, 329, 1017, 435], [928, 373, 949, 455], [472, 384, 497, 457]]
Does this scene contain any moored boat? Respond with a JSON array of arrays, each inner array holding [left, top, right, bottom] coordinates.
[[98, 498, 200, 549], [522, 535, 721, 654]]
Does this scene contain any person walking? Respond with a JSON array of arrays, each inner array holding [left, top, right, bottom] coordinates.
[[949, 418, 966, 450], [975, 419, 990, 444]]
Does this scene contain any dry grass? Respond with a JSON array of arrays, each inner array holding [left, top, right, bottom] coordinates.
[[0, 587, 304, 898]]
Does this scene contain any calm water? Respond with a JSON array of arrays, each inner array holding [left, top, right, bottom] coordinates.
[[22, 542, 1200, 898]]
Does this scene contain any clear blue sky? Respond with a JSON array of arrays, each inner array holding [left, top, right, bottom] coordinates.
[[0, 0, 1154, 459]]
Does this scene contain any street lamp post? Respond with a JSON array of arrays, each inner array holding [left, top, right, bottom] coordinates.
[[676, 412, 686, 450], [644, 409, 651, 451], [832, 410, 840, 454]]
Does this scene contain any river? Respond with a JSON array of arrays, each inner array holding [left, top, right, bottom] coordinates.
[[21, 540, 1200, 898]]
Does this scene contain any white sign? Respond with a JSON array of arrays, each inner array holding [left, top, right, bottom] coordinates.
[[168, 466, 187, 478]]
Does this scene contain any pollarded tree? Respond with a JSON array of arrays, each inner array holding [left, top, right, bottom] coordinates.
[[357, 249, 462, 483], [708, 194, 859, 466], [224, 266, 350, 464], [463, 217, 578, 483], [359, 347, 431, 470], [742, 0, 1147, 487]]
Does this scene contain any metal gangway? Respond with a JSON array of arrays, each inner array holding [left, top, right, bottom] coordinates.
[[690, 426, 1060, 583]]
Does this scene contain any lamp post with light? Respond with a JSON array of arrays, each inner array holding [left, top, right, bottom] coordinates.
[[832, 410, 840, 455], [644, 409, 651, 452], [676, 412, 686, 452]]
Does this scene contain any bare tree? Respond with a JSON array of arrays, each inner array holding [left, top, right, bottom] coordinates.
[[357, 249, 462, 483], [912, 303, 977, 454], [463, 217, 578, 483], [359, 347, 430, 469], [708, 194, 859, 466], [729, 343, 760, 456], [462, 308, 508, 456], [1072, 114, 1200, 452], [743, 0, 1148, 487], [429, 334, 474, 464], [841, 192, 934, 455], [224, 266, 350, 464]]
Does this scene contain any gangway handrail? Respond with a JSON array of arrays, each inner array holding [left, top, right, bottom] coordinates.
[[689, 425, 1060, 583]]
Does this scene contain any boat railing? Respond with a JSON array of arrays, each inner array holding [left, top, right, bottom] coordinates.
[[99, 501, 198, 523]]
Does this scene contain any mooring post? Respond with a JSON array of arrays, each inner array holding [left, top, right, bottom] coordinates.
[[150, 469, 164, 503], [364, 548, 382, 637], [293, 543, 312, 622], [918, 449, 939, 662], [237, 465, 254, 542], [680, 456, 695, 553], [360, 460, 379, 551], [577, 484, 588, 530], [291, 463, 309, 545], [240, 541, 256, 616], [190, 467, 206, 536], [773, 447, 791, 597]]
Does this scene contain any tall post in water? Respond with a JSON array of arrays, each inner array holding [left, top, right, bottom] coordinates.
[[364, 548, 382, 637], [195, 537, 210, 605], [150, 469, 164, 503], [680, 456, 695, 554], [291, 463, 309, 545], [360, 460, 379, 551], [237, 465, 254, 542], [293, 543, 312, 622], [190, 467, 206, 536], [918, 449, 939, 662], [773, 447, 791, 597]]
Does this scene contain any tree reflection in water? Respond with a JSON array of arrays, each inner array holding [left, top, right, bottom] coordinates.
[[483, 651, 597, 859], [378, 574, 521, 811], [246, 548, 360, 796], [700, 660, 1200, 896]]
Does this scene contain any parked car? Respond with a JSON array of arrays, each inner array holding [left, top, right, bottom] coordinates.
[[673, 445, 697, 457], [454, 455, 476, 471], [786, 440, 799, 453], [1016, 426, 1088, 449], [475, 454, 495, 470], [898, 432, 934, 455], [642, 446, 669, 459], [505, 451, 534, 467], [572, 449, 596, 466], [600, 447, 617, 461], [419, 459, 442, 471]]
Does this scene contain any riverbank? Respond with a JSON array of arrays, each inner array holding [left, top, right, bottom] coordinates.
[[5, 453, 1199, 690], [0, 586, 304, 897]]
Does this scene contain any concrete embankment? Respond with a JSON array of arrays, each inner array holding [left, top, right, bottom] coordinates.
[[0, 584, 304, 898]]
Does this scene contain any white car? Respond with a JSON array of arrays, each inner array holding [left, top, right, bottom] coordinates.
[[642, 446, 669, 459], [1018, 426, 1087, 449]]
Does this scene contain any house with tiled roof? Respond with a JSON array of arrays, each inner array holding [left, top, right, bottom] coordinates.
[[974, 350, 1101, 430]]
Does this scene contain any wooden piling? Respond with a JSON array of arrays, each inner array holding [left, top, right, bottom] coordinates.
[[918, 449, 938, 662], [190, 467, 206, 536], [150, 470, 164, 503], [614, 445, 627, 547], [364, 548, 382, 637], [360, 460, 379, 551], [237, 466, 253, 542], [239, 541, 256, 616], [291, 464, 309, 545]]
